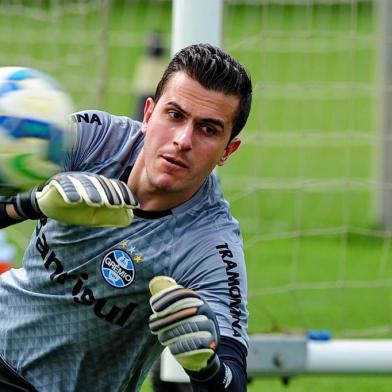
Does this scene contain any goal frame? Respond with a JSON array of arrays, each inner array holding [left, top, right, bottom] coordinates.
[[160, 334, 392, 384]]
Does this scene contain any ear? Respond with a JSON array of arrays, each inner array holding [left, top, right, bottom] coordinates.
[[142, 98, 155, 132], [218, 137, 241, 166]]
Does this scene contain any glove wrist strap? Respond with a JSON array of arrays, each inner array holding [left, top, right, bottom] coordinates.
[[14, 188, 44, 220], [185, 354, 221, 382]]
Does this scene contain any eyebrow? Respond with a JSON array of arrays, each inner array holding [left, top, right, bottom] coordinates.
[[167, 101, 225, 130]]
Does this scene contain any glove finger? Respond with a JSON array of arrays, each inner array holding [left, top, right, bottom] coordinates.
[[149, 306, 198, 334], [71, 174, 104, 206], [96, 176, 139, 208], [112, 180, 138, 207], [97, 175, 122, 206], [150, 286, 203, 314], [51, 175, 82, 203], [157, 316, 217, 347], [171, 337, 216, 357], [105, 177, 139, 208]]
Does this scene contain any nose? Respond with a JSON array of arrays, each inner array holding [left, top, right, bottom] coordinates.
[[173, 123, 193, 151]]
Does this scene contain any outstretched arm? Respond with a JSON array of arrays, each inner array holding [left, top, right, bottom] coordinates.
[[0, 172, 138, 229]]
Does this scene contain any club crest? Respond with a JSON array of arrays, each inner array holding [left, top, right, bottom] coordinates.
[[101, 249, 135, 288]]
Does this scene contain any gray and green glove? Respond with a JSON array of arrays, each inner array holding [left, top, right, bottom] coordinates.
[[2, 171, 138, 227], [149, 276, 220, 373]]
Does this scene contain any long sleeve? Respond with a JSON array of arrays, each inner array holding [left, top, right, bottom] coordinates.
[[188, 336, 248, 392]]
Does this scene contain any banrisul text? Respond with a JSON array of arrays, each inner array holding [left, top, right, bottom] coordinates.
[[35, 218, 136, 327]]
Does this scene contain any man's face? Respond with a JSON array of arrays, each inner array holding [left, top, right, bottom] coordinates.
[[141, 71, 241, 202]]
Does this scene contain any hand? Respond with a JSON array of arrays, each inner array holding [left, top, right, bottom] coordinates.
[[149, 276, 220, 372], [3, 172, 138, 227]]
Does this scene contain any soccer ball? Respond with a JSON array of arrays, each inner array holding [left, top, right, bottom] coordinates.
[[0, 66, 75, 194]]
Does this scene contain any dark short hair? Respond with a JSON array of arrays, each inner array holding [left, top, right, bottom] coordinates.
[[154, 43, 252, 141]]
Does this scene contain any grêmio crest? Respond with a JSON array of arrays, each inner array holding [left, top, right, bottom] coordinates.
[[101, 249, 135, 289]]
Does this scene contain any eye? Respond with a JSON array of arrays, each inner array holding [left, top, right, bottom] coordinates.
[[199, 124, 216, 136], [168, 110, 182, 120]]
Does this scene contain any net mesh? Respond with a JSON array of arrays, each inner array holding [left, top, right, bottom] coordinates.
[[222, 0, 387, 338]]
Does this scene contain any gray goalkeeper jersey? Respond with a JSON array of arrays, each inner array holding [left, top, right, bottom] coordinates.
[[0, 110, 248, 392]]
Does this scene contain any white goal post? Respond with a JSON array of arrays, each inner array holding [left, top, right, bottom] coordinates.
[[171, 0, 223, 54], [160, 335, 392, 383]]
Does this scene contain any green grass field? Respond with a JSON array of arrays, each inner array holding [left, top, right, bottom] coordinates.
[[2, 1, 392, 390]]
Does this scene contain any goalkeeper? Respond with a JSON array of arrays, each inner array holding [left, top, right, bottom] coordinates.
[[0, 44, 251, 392]]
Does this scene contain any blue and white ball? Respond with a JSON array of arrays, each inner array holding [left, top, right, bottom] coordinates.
[[0, 66, 75, 194]]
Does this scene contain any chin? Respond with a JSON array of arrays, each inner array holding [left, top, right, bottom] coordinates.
[[153, 175, 180, 192]]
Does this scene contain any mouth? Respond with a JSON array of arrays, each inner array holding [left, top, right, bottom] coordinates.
[[161, 155, 189, 169]]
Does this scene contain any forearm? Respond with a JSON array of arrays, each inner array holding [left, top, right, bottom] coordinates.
[[0, 190, 43, 230], [0, 203, 25, 229]]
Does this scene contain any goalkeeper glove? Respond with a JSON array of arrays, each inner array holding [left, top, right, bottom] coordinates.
[[0, 172, 138, 227], [149, 276, 220, 374]]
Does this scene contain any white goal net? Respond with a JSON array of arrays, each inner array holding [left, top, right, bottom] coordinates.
[[220, 0, 389, 341]]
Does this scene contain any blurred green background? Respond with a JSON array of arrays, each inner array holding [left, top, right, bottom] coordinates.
[[2, 0, 392, 390]]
